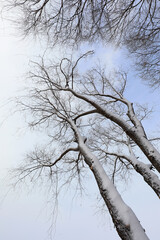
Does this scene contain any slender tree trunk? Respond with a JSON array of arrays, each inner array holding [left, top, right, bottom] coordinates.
[[105, 152, 160, 198], [69, 119, 149, 240], [129, 130, 160, 173], [93, 171, 148, 239], [134, 161, 160, 198], [81, 147, 149, 240]]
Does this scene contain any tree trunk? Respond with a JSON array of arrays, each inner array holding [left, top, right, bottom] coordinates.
[[129, 130, 160, 173], [81, 147, 149, 240], [132, 160, 160, 198], [69, 119, 149, 240]]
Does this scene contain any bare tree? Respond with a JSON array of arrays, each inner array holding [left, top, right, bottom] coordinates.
[[2, 1, 159, 239], [15, 53, 160, 239], [6, 0, 160, 86]]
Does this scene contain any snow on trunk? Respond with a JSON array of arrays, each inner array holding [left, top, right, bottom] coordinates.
[[129, 154, 160, 198], [69, 119, 149, 240], [130, 131, 160, 173], [80, 144, 149, 240], [105, 151, 160, 198]]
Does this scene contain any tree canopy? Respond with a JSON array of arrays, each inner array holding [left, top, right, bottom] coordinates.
[[7, 0, 160, 87]]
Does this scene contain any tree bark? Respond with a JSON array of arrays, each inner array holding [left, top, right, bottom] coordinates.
[[69, 119, 149, 240], [105, 151, 160, 198]]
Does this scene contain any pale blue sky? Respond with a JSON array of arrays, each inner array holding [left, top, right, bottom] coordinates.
[[0, 13, 159, 240]]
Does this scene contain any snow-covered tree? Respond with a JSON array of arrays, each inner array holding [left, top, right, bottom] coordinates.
[[3, 1, 160, 239], [15, 53, 160, 239]]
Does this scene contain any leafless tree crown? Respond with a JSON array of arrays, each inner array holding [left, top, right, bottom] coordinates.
[[17, 54, 160, 198], [6, 0, 160, 86]]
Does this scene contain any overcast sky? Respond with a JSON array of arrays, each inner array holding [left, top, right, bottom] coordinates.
[[0, 11, 159, 240]]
